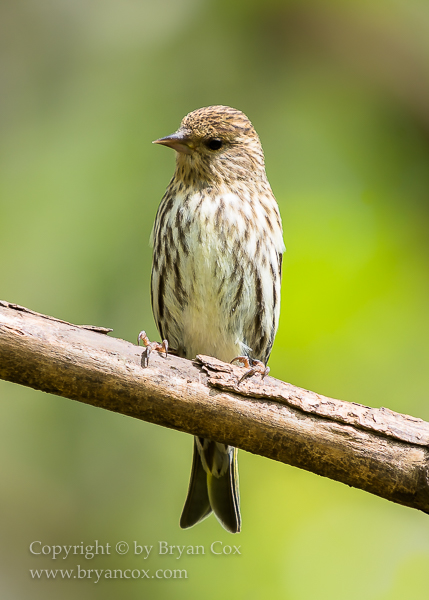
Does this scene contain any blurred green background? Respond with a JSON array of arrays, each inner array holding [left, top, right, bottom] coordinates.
[[1, 0, 429, 598]]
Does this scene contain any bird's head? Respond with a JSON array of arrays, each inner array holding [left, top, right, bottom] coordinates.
[[153, 105, 266, 187]]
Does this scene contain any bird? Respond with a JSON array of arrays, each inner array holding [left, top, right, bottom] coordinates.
[[148, 105, 284, 533]]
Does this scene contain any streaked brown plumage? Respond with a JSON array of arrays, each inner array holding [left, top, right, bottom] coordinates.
[[150, 105, 284, 533]]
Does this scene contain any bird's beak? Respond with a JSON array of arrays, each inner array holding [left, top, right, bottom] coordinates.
[[153, 130, 194, 154]]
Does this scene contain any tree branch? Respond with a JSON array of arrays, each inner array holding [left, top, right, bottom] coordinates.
[[1, 300, 428, 514]]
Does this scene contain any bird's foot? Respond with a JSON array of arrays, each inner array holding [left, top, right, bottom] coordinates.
[[137, 331, 168, 367], [231, 356, 270, 384]]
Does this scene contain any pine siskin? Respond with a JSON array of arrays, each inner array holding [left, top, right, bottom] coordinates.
[[150, 105, 284, 533]]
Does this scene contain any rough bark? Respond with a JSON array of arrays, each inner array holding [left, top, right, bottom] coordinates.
[[0, 300, 428, 514]]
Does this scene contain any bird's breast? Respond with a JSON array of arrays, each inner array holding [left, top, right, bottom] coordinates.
[[152, 187, 282, 362], [171, 190, 253, 360]]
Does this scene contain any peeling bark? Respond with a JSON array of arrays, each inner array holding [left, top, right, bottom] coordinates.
[[0, 300, 428, 514]]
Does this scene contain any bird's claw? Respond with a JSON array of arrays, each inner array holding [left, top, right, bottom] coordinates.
[[231, 356, 270, 384], [138, 331, 168, 367]]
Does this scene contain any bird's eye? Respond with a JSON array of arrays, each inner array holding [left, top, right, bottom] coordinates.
[[206, 138, 223, 151]]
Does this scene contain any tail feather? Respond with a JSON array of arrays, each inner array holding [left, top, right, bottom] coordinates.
[[180, 438, 212, 529], [180, 438, 241, 534], [208, 447, 241, 533]]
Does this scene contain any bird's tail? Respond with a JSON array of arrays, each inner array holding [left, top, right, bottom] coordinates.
[[180, 437, 241, 534]]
